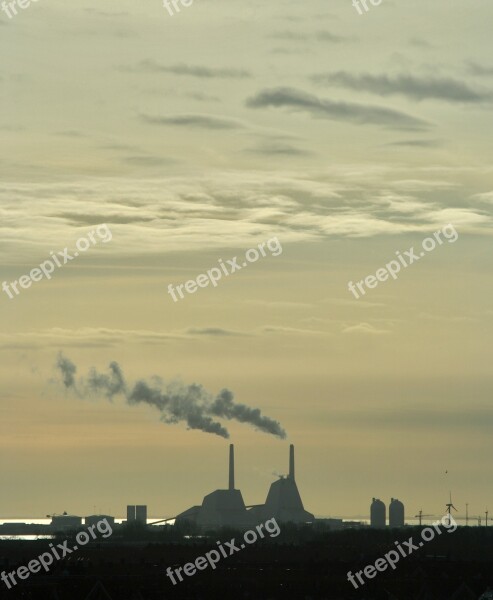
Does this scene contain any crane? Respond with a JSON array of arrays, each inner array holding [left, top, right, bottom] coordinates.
[[414, 510, 434, 526]]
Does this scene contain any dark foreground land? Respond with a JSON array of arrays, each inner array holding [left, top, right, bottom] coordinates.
[[1, 525, 493, 599]]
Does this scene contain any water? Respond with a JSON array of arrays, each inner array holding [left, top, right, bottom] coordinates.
[[0, 518, 176, 540], [335, 516, 478, 527], [0, 516, 477, 540]]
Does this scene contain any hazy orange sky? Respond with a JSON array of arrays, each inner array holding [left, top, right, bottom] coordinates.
[[1, 0, 492, 521]]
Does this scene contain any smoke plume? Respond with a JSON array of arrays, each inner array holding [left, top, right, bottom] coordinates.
[[57, 354, 77, 389], [210, 389, 286, 438], [56, 354, 286, 439]]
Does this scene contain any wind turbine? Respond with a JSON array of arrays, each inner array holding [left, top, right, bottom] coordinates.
[[445, 492, 458, 526]]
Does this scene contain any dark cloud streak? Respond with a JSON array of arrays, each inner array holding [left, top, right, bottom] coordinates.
[[313, 72, 492, 103], [246, 87, 430, 131], [129, 60, 251, 79], [141, 114, 246, 130]]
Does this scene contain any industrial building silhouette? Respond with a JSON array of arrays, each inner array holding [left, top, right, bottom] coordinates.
[[175, 444, 314, 529], [389, 497, 405, 527], [370, 498, 386, 528], [370, 497, 405, 528]]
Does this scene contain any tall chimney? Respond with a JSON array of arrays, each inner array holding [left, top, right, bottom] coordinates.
[[229, 444, 235, 490], [289, 444, 295, 480]]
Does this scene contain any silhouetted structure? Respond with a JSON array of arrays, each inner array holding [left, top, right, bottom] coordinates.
[[389, 497, 405, 527], [126, 505, 135, 523], [175, 444, 250, 529], [370, 498, 386, 528], [126, 505, 147, 525], [50, 513, 82, 530], [176, 444, 314, 530], [135, 505, 147, 524], [250, 444, 314, 524], [85, 515, 115, 528]]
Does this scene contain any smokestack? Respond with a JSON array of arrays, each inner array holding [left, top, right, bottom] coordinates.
[[289, 444, 295, 480], [229, 444, 235, 490]]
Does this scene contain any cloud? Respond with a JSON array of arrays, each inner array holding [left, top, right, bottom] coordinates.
[[121, 155, 173, 167], [262, 326, 323, 335], [328, 407, 493, 434], [315, 30, 348, 43], [246, 300, 313, 309], [140, 113, 246, 130], [417, 313, 476, 323], [386, 139, 441, 148], [270, 31, 310, 41], [186, 328, 249, 337], [84, 8, 128, 17], [342, 323, 391, 335], [53, 212, 155, 226], [313, 72, 492, 103], [389, 179, 457, 191], [271, 30, 348, 43], [185, 91, 220, 103], [472, 191, 493, 203], [466, 61, 493, 77], [408, 37, 434, 49], [323, 298, 386, 309], [244, 140, 313, 157], [0, 171, 490, 264], [129, 60, 251, 79], [56, 130, 88, 138], [246, 87, 430, 131], [0, 329, 186, 351]]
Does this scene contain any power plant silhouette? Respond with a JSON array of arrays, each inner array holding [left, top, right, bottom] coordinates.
[[175, 444, 314, 529]]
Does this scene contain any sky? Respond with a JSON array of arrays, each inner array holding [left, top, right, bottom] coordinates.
[[0, 0, 492, 520]]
